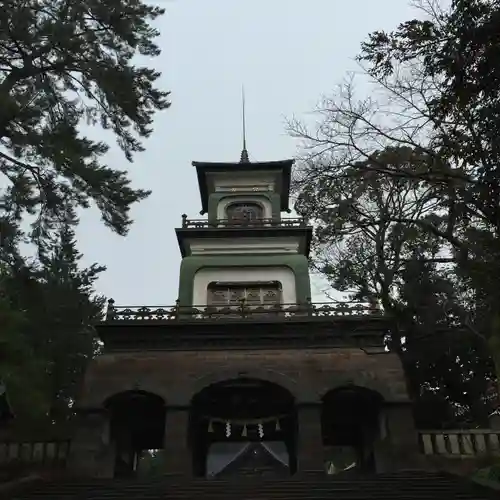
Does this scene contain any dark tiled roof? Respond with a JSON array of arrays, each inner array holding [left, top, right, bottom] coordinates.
[[9, 471, 497, 500]]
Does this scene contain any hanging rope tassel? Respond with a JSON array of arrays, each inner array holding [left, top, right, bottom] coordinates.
[[258, 423, 264, 438], [275, 419, 281, 431], [242, 424, 247, 437], [208, 420, 214, 433]]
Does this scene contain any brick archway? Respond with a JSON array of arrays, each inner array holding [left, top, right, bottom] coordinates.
[[318, 379, 390, 402], [188, 368, 300, 402], [87, 381, 170, 409], [104, 389, 166, 407], [188, 374, 298, 477], [321, 385, 384, 475], [320, 384, 385, 403], [104, 390, 167, 478]]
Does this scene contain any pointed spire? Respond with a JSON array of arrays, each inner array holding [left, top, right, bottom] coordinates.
[[240, 86, 250, 163]]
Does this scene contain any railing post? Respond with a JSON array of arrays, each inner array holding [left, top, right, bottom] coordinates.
[[306, 297, 313, 316], [420, 433, 435, 455], [488, 431, 500, 453], [181, 214, 188, 228], [239, 297, 247, 318], [106, 298, 116, 320]]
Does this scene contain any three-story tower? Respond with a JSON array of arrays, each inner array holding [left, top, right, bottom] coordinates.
[[70, 149, 417, 479], [176, 156, 311, 312]]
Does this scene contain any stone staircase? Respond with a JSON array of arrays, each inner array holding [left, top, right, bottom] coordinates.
[[6, 471, 498, 500]]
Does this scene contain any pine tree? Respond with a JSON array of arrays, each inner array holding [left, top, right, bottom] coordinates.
[[0, 219, 105, 426], [0, 0, 170, 242], [31, 221, 106, 421]]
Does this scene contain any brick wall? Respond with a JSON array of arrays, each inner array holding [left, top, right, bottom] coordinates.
[[79, 348, 409, 407]]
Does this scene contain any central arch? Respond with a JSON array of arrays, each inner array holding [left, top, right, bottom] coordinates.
[[189, 368, 300, 401], [189, 378, 297, 478]]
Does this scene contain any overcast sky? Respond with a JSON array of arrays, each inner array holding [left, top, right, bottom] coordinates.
[[76, 0, 424, 306]]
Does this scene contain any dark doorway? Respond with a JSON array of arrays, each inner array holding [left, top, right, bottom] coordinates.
[[322, 386, 383, 475], [190, 378, 296, 477], [105, 391, 166, 478]]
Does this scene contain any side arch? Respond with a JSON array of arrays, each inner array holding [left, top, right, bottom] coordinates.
[[104, 389, 167, 476], [321, 384, 385, 403], [317, 378, 394, 403], [321, 384, 384, 473], [104, 389, 166, 408], [80, 379, 171, 409]]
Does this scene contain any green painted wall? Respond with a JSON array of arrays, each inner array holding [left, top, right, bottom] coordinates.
[[178, 254, 311, 307], [207, 192, 281, 224]]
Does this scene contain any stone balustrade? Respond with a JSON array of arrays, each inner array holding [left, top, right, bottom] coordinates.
[[2, 432, 499, 475], [419, 430, 500, 457], [0, 440, 70, 466]]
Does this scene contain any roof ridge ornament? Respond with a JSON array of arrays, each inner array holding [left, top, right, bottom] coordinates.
[[240, 86, 250, 163]]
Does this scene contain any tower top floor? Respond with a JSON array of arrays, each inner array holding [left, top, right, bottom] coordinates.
[[192, 159, 294, 215]]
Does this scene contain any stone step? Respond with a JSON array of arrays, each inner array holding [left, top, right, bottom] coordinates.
[[6, 471, 497, 500]]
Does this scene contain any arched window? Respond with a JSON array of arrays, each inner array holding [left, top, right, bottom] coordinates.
[[226, 202, 263, 224]]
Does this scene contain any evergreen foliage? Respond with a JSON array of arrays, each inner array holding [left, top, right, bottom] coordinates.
[[0, 0, 168, 425], [0, 0, 170, 241], [290, 0, 500, 426], [0, 220, 105, 426]]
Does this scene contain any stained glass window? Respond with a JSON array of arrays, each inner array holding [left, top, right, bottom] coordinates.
[[226, 203, 264, 223], [207, 283, 281, 306]]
